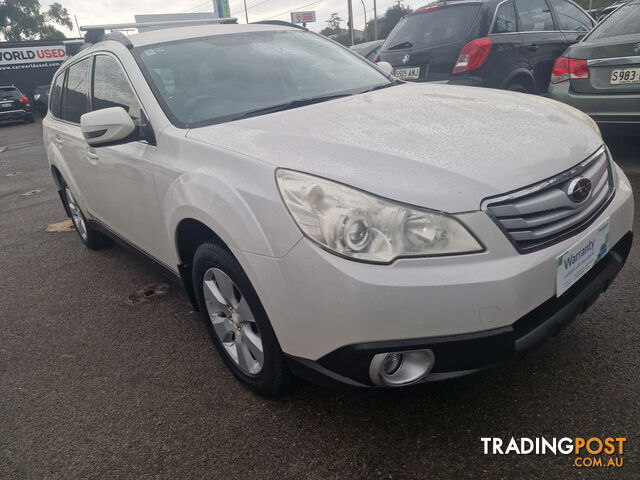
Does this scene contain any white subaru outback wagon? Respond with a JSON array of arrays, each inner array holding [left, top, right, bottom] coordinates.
[[43, 20, 634, 395]]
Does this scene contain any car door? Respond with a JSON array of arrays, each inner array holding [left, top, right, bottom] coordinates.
[[487, 1, 526, 87], [547, 0, 595, 45], [55, 57, 94, 209], [514, 0, 567, 92], [83, 53, 166, 261]]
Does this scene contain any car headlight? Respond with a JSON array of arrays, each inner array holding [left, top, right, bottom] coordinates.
[[276, 169, 484, 263]]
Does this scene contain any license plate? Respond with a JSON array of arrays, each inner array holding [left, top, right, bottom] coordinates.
[[610, 67, 640, 85], [556, 218, 610, 296], [394, 67, 420, 80]]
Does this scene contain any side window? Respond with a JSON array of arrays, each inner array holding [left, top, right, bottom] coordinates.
[[64, 58, 91, 123], [548, 0, 593, 31], [493, 2, 517, 34], [92, 55, 143, 125], [49, 71, 65, 118], [515, 0, 556, 31]]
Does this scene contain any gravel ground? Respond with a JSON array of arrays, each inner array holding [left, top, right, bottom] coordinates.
[[0, 120, 638, 479]]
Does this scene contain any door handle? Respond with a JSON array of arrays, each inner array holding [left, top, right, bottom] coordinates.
[[527, 43, 539, 52], [54, 134, 62, 145]]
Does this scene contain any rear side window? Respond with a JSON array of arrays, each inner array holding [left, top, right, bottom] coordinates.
[[493, 1, 518, 33], [49, 72, 65, 118], [383, 5, 481, 50], [587, 3, 640, 40], [92, 55, 143, 125], [548, 0, 593, 31], [64, 58, 91, 123], [515, 0, 556, 31], [0, 87, 21, 100]]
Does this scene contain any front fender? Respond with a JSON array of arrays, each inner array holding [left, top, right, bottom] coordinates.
[[163, 163, 301, 262], [44, 133, 89, 218]]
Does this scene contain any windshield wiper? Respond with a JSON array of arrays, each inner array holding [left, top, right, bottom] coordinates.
[[230, 93, 355, 121], [359, 82, 398, 93], [387, 41, 413, 50]]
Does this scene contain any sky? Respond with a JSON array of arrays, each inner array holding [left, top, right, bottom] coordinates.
[[51, 0, 413, 37]]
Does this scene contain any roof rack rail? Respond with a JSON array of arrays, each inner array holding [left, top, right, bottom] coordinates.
[[62, 38, 85, 56], [80, 18, 238, 49], [80, 18, 238, 33], [82, 30, 134, 49], [251, 20, 307, 30]]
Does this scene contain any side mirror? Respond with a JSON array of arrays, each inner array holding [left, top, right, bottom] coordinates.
[[376, 61, 394, 76], [80, 107, 136, 146]]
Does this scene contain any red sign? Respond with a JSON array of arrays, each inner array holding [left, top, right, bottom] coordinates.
[[0, 46, 67, 66]]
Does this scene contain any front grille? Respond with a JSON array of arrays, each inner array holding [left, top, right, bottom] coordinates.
[[484, 147, 615, 253]]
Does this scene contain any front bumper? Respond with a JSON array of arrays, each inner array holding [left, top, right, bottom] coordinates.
[[0, 109, 28, 122], [233, 163, 634, 388], [548, 83, 640, 135], [286, 232, 632, 388]]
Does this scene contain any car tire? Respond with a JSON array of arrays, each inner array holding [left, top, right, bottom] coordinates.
[[61, 181, 111, 249], [506, 83, 531, 93], [192, 242, 291, 396], [25, 115, 35, 124]]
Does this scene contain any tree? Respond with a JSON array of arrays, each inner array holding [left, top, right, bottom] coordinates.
[[320, 12, 343, 36], [364, 3, 412, 41], [0, 0, 73, 41]]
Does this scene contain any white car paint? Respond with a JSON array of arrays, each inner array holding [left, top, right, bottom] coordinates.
[[187, 82, 603, 213], [42, 23, 634, 388]]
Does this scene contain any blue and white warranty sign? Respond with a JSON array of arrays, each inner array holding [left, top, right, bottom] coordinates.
[[556, 218, 610, 296]]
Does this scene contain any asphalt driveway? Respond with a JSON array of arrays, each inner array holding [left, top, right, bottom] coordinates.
[[1, 120, 638, 479]]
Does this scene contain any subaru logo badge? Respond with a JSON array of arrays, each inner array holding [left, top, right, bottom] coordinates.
[[402, 54, 410, 64], [634, 43, 640, 54], [567, 177, 592, 203]]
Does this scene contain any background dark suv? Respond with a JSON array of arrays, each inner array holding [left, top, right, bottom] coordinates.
[[375, 0, 595, 93], [0, 86, 35, 124]]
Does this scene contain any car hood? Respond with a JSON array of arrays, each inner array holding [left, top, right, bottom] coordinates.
[[186, 83, 602, 212]]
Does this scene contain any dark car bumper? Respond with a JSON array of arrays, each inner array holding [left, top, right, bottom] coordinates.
[[286, 232, 633, 390], [548, 82, 640, 135], [447, 75, 486, 87], [0, 109, 29, 122]]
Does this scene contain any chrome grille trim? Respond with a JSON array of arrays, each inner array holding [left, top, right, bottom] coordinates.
[[482, 147, 616, 254]]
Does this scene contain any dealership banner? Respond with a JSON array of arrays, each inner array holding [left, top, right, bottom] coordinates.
[[0, 45, 67, 70], [216, 0, 231, 18], [290, 11, 316, 23]]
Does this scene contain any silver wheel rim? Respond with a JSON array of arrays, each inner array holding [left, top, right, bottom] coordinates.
[[64, 186, 87, 241], [202, 268, 264, 376]]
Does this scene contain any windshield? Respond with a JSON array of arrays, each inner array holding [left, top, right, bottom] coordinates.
[[587, 1, 640, 40], [135, 30, 390, 127], [383, 5, 481, 51], [0, 87, 21, 100]]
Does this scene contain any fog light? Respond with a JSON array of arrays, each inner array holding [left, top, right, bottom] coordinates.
[[369, 349, 435, 387]]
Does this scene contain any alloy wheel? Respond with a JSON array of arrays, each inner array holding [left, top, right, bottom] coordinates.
[[202, 268, 264, 376], [64, 186, 88, 241]]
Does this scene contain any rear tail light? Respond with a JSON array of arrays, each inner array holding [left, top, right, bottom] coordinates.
[[551, 56, 589, 84], [452, 37, 492, 75], [18, 97, 29, 103]]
